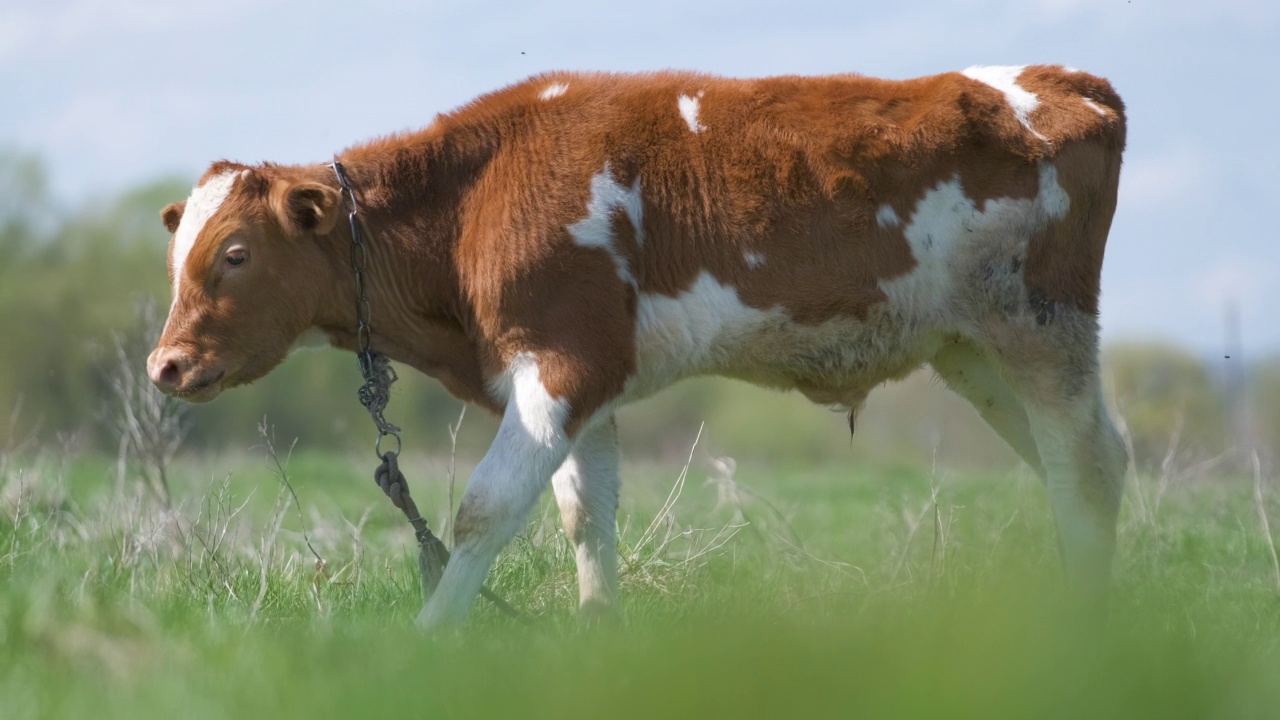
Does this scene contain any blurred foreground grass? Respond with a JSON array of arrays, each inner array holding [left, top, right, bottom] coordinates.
[[2, 445, 1279, 719]]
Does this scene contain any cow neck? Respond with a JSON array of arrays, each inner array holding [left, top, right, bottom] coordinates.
[[308, 145, 493, 408], [326, 158, 404, 464], [313, 157, 430, 334]]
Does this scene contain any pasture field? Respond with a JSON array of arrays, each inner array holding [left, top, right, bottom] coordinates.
[[2, 441, 1279, 719]]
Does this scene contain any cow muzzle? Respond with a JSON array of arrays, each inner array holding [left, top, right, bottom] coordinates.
[[147, 346, 226, 402]]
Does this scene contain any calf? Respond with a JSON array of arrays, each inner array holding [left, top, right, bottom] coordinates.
[[148, 66, 1128, 626]]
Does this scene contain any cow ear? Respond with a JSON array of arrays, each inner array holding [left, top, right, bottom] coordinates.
[[161, 201, 186, 233], [274, 182, 342, 236]]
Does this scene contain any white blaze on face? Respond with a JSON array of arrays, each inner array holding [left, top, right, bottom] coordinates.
[[566, 162, 644, 287], [961, 65, 1047, 141], [170, 170, 243, 300], [677, 91, 705, 133], [540, 82, 569, 100]]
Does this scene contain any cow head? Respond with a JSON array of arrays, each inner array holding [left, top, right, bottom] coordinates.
[[147, 162, 343, 402]]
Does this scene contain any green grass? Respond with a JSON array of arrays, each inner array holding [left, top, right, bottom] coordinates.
[[2, 444, 1280, 719]]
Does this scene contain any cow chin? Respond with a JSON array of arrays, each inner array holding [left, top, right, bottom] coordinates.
[[177, 384, 223, 404], [216, 348, 293, 395], [173, 369, 226, 403]]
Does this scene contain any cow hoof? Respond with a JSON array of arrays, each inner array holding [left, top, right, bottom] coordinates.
[[577, 598, 621, 628]]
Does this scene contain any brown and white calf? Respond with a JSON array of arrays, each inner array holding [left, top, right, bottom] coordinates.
[[148, 66, 1128, 626]]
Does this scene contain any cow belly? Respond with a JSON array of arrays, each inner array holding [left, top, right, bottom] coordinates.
[[622, 270, 942, 407]]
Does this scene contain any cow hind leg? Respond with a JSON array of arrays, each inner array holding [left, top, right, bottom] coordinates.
[[985, 315, 1128, 614], [930, 338, 1045, 477], [1024, 372, 1127, 614], [551, 415, 621, 623]]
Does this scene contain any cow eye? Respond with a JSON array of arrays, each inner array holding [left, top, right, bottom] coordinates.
[[225, 247, 248, 267]]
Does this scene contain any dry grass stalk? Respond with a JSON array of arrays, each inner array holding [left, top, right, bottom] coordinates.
[[632, 422, 703, 559], [250, 486, 291, 621], [1251, 451, 1280, 592], [1109, 395, 1151, 527], [184, 473, 250, 602], [107, 299, 186, 507], [705, 455, 852, 576], [2, 395, 40, 468], [445, 404, 466, 547], [981, 508, 1021, 577], [887, 498, 936, 590], [256, 420, 325, 570], [251, 421, 330, 619], [612, 423, 756, 600], [328, 507, 371, 587], [1151, 410, 1186, 518]]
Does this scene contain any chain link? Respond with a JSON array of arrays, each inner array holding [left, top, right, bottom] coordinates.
[[331, 159, 402, 460]]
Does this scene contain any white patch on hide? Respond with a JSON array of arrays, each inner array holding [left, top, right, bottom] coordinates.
[[288, 328, 331, 355], [629, 272, 782, 397], [743, 251, 766, 268], [678, 91, 705, 133], [876, 204, 901, 228], [566, 162, 644, 286], [1037, 163, 1070, 220], [490, 352, 570, 447], [625, 272, 925, 409], [1082, 97, 1108, 117], [880, 161, 1070, 316], [961, 65, 1047, 141], [540, 82, 569, 100]]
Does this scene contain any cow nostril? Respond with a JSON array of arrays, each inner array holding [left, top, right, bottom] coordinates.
[[158, 360, 181, 387], [148, 350, 185, 391]]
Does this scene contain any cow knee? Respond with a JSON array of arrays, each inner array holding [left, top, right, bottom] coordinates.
[[451, 496, 502, 550]]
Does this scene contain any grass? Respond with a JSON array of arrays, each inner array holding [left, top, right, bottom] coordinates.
[[2, 438, 1280, 719]]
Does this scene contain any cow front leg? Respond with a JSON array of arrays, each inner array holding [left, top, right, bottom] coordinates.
[[416, 354, 572, 629]]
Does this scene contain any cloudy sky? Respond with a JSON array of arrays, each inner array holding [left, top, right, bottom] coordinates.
[[3, 0, 1277, 353]]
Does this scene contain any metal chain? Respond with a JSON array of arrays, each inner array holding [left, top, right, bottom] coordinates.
[[328, 158, 522, 620], [331, 159, 402, 460]]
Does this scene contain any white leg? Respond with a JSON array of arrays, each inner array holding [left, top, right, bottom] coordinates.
[[930, 340, 1045, 477], [1024, 376, 1127, 611], [552, 415, 621, 620], [416, 355, 571, 628], [970, 306, 1126, 611]]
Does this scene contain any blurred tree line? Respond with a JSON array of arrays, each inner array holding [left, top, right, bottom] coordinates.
[[1, 150, 1276, 472]]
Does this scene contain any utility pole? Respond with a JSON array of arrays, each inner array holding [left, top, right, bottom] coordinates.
[[1224, 299, 1256, 462]]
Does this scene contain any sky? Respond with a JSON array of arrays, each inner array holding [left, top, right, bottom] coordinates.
[[3, 0, 1277, 354]]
